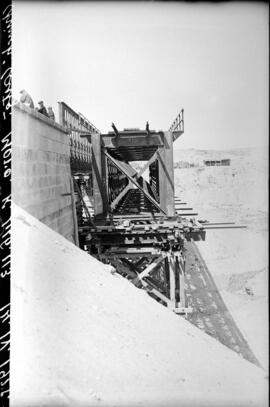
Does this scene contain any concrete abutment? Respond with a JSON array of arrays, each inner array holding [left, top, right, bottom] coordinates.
[[12, 103, 76, 243]]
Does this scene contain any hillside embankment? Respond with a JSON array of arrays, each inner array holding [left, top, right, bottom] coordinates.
[[10, 203, 268, 406], [174, 147, 268, 369]]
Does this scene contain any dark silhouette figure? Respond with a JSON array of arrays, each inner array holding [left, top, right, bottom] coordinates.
[[37, 101, 49, 117]]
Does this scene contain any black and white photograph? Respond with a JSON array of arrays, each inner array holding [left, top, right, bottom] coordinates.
[[0, 1, 268, 406]]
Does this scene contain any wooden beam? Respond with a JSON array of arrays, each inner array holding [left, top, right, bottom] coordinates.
[[111, 122, 119, 136], [202, 222, 235, 225], [112, 214, 162, 220], [177, 256, 186, 308], [168, 257, 176, 308], [173, 306, 193, 315], [102, 134, 163, 149], [91, 132, 104, 215], [73, 178, 96, 228], [203, 225, 246, 230], [157, 132, 175, 216], [109, 258, 137, 279], [70, 177, 79, 246], [134, 257, 148, 268], [110, 182, 134, 210], [175, 207, 193, 210], [105, 248, 160, 255], [176, 211, 198, 217], [104, 150, 166, 215], [121, 258, 140, 273], [133, 255, 164, 285]]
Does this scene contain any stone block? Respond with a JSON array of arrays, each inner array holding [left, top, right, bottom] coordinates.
[[12, 104, 74, 242]]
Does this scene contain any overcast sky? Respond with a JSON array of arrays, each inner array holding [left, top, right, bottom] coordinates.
[[12, 1, 268, 150]]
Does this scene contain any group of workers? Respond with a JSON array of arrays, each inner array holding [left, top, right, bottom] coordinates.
[[19, 89, 55, 121]]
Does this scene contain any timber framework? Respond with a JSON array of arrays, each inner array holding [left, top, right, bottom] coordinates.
[[59, 102, 243, 315]]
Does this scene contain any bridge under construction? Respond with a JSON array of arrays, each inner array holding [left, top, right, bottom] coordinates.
[[11, 100, 260, 367], [58, 102, 252, 326]]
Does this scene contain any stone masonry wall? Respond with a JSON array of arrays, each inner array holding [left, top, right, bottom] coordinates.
[[12, 103, 75, 243]]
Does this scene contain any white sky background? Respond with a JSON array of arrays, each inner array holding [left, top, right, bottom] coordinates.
[[12, 1, 268, 150]]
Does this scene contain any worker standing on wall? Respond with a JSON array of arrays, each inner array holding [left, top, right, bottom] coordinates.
[[47, 106, 55, 121], [19, 89, 34, 108], [37, 101, 49, 117]]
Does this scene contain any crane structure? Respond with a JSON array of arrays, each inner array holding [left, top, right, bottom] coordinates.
[[58, 102, 241, 315]]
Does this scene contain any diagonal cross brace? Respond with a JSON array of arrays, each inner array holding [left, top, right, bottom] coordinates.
[[73, 178, 96, 229], [132, 255, 164, 286], [136, 151, 158, 179], [104, 150, 166, 214], [110, 181, 134, 210]]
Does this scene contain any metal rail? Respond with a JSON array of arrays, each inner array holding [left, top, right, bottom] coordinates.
[[58, 101, 100, 173], [169, 109, 184, 134]]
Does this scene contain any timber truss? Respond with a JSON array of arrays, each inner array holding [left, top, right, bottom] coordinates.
[[75, 109, 200, 314], [79, 214, 205, 314], [69, 108, 243, 315]]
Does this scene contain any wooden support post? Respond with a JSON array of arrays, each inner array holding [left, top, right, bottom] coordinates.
[[168, 255, 176, 309], [177, 255, 186, 308], [157, 132, 175, 216], [91, 134, 108, 216], [163, 259, 170, 298], [73, 179, 96, 228], [70, 176, 80, 246]]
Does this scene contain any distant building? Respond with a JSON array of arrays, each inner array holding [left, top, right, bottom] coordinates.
[[204, 159, 231, 167], [174, 161, 197, 169]]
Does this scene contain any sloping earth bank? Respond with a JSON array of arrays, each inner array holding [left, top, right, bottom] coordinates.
[[174, 147, 268, 370], [10, 204, 267, 407]]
